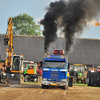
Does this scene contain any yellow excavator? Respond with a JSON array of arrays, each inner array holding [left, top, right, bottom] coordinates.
[[3, 18, 24, 84]]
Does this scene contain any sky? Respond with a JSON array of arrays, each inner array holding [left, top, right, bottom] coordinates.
[[0, 0, 100, 39]]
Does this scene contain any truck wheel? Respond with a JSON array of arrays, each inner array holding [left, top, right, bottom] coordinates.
[[24, 75, 31, 82], [91, 72, 97, 86], [63, 85, 67, 90], [46, 85, 49, 89], [94, 72, 97, 86], [19, 74, 24, 84], [68, 78, 71, 87], [97, 73, 100, 86], [91, 72, 93, 86], [42, 84, 44, 89], [42, 85, 47, 89], [87, 71, 91, 86], [68, 77, 73, 87]]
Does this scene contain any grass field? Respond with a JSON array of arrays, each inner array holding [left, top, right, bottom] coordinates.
[[22, 81, 100, 88], [74, 82, 100, 88], [74, 83, 88, 87]]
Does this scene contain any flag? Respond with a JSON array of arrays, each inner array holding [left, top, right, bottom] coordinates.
[[86, 19, 100, 26], [36, 17, 43, 25]]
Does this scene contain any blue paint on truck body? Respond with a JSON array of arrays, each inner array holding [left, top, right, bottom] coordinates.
[[42, 54, 68, 89]]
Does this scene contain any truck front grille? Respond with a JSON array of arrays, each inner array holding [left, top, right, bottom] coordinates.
[[51, 71, 58, 81]]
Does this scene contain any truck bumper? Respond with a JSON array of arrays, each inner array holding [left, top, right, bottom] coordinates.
[[42, 80, 68, 86]]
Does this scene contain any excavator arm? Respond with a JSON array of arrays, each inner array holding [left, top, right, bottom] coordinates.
[[4, 17, 13, 71]]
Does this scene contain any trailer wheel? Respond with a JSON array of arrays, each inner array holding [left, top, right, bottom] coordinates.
[[24, 75, 31, 82], [87, 71, 91, 86], [19, 74, 24, 84]]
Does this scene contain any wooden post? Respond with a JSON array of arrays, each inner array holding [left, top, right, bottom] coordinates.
[[38, 75, 42, 86]]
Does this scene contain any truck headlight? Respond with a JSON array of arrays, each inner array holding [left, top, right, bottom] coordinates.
[[43, 78, 47, 81], [11, 74, 14, 77], [3, 73, 6, 76]]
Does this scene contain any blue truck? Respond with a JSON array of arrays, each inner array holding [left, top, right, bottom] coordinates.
[[42, 50, 68, 90]]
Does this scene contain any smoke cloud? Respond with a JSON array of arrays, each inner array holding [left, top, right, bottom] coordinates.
[[40, 0, 100, 53]]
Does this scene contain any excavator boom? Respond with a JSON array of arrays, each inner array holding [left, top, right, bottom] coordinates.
[[4, 17, 13, 71]]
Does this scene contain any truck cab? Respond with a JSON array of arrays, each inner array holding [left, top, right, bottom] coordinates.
[[42, 50, 68, 90], [23, 61, 37, 82], [11, 55, 24, 72]]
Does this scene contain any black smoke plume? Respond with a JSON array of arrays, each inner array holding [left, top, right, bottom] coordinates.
[[40, 0, 100, 53]]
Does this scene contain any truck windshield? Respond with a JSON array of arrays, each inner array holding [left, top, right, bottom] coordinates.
[[12, 56, 20, 71], [74, 66, 84, 72], [44, 61, 66, 68], [24, 63, 34, 70]]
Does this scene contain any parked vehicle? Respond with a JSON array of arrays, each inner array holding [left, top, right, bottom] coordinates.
[[3, 18, 24, 84], [42, 50, 69, 90], [73, 64, 87, 83], [23, 61, 37, 82], [87, 67, 100, 86]]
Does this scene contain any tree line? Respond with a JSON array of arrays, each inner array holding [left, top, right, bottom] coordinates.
[[12, 13, 42, 36]]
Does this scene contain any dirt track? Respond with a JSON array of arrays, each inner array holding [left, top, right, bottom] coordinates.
[[0, 84, 100, 100]]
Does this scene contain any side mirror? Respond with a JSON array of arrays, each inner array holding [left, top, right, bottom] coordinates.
[[85, 68, 88, 71]]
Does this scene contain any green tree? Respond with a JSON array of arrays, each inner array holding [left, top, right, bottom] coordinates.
[[12, 13, 42, 36]]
